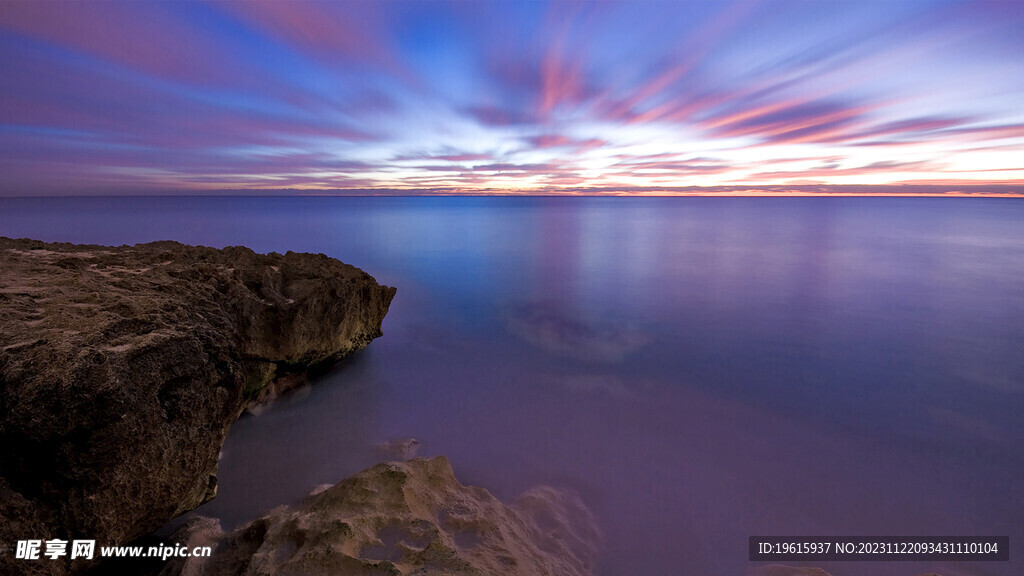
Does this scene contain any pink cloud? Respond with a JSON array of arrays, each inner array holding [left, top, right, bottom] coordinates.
[[528, 134, 607, 152], [215, 0, 412, 86], [749, 160, 943, 180], [0, 3, 248, 86], [437, 153, 494, 162]]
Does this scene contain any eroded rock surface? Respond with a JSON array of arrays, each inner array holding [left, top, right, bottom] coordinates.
[[165, 456, 601, 576], [0, 237, 395, 575]]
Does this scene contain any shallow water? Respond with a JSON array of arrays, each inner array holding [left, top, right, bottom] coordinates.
[[3, 196, 1022, 575]]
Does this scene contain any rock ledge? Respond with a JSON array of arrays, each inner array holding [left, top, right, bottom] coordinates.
[[166, 456, 601, 576], [0, 237, 395, 575]]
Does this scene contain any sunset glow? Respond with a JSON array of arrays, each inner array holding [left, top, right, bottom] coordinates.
[[1, 0, 1022, 196]]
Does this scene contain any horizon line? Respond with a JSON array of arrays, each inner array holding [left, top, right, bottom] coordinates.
[[3, 190, 1024, 200]]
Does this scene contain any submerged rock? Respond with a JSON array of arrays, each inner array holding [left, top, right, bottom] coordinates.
[[164, 456, 601, 576], [0, 237, 395, 575], [505, 302, 649, 364], [375, 438, 422, 461]]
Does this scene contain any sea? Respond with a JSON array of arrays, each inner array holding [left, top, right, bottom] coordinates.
[[2, 195, 1021, 576]]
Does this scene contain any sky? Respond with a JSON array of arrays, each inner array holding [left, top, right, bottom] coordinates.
[[0, 0, 1022, 196]]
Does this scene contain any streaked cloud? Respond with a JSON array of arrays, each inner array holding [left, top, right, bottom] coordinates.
[[0, 0, 1021, 195]]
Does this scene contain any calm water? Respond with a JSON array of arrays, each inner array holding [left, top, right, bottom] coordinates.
[[2, 196, 1022, 576]]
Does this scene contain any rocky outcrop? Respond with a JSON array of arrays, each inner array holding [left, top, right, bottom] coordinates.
[[164, 456, 601, 576], [0, 237, 395, 575]]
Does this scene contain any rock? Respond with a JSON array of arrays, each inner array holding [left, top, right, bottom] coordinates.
[[163, 456, 601, 576], [505, 302, 649, 364], [0, 237, 395, 575]]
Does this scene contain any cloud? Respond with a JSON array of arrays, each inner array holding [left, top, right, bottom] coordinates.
[[748, 160, 945, 180], [527, 134, 607, 152], [213, 0, 396, 70], [1, 1, 1022, 194], [392, 152, 494, 162], [0, 2, 253, 87]]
